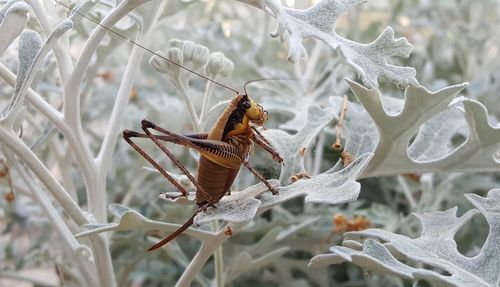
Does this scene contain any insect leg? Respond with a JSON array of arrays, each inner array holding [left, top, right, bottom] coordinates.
[[146, 202, 211, 251], [242, 153, 279, 195], [140, 119, 217, 205], [250, 126, 272, 145], [123, 130, 190, 199], [251, 130, 283, 164]]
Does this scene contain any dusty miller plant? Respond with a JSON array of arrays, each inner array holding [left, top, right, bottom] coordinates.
[[0, 0, 499, 286]]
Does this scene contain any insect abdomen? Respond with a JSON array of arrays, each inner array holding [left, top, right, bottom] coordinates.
[[196, 156, 239, 204]]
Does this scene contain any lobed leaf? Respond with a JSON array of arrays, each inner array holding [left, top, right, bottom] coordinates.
[[341, 80, 500, 177], [311, 189, 500, 287], [263, 105, 336, 184], [261, 0, 417, 88]]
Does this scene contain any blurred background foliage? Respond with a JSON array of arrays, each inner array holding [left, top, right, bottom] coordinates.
[[1, 0, 499, 286]]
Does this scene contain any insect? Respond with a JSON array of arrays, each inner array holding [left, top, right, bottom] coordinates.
[[57, 1, 284, 251], [123, 86, 283, 251]]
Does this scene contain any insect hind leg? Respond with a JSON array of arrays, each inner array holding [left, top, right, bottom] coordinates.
[[123, 129, 190, 199], [140, 119, 217, 206]]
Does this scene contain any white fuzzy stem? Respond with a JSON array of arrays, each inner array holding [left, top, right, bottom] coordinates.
[[312, 132, 325, 175], [212, 221, 224, 287], [397, 175, 417, 210], [25, 0, 73, 82], [176, 223, 243, 287], [176, 82, 201, 132], [97, 0, 168, 172], [63, 0, 151, 222], [0, 127, 86, 224], [11, 158, 97, 286], [200, 80, 216, 125]]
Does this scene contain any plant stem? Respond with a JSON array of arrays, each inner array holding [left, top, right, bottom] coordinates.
[[10, 158, 97, 286], [176, 82, 201, 132], [397, 175, 417, 210], [200, 80, 216, 125], [176, 223, 243, 287], [212, 221, 224, 287]]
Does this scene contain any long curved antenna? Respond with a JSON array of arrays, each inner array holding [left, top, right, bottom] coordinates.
[[243, 77, 302, 95], [55, 0, 240, 95]]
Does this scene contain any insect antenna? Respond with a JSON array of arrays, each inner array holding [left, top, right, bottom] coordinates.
[[242, 77, 302, 96], [54, 0, 240, 95]]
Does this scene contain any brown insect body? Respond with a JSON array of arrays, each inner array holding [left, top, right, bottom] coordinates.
[[196, 94, 253, 204], [124, 94, 282, 251]]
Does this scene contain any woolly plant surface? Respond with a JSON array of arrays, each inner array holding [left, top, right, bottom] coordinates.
[[310, 189, 500, 287]]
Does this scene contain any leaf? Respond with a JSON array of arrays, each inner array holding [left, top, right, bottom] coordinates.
[[194, 180, 279, 224], [76, 204, 212, 241], [310, 189, 500, 287], [0, 1, 29, 56], [262, 105, 336, 184], [407, 107, 467, 162], [1, 30, 42, 120], [344, 80, 500, 177], [258, 153, 373, 210], [261, 0, 418, 88]]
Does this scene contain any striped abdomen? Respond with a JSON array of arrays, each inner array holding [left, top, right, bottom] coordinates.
[[196, 156, 239, 205]]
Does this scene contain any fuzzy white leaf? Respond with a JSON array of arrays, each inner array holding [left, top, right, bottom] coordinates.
[[0, 1, 29, 55], [263, 105, 336, 184], [344, 80, 500, 177], [76, 204, 212, 241], [311, 189, 500, 287], [194, 180, 279, 224], [259, 153, 373, 210], [262, 0, 417, 88], [407, 108, 467, 162]]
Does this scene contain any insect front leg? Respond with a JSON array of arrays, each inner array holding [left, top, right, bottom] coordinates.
[[250, 128, 284, 164], [123, 129, 190, 199]]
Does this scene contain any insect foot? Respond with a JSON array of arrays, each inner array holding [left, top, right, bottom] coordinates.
[[274, 154, 284, 164], [269, 184, 279, 195]]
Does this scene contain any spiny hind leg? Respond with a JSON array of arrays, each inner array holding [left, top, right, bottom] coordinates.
[[140, 119, 216, 205], [123, 129, 190, 199]]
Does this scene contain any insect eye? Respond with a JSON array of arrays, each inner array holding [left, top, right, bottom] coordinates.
[[241, 101, 251, 109]]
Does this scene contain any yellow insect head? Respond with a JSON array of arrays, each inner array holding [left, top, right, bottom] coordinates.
[[244, 96, 267, 125]]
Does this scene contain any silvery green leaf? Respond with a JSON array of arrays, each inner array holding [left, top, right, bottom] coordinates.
[[15, 31, 42, 91], [311, 189, 500, 287], [1, 30, 41, 119], [262, 105, 336, 184], [408, 107, 467, 162], [194, 180, 279, 224], [0, 1, 28, 55], [76, 204, 212, 241], [2, 18, 73, 123], [259, 153, 373, 210], [345, 80, 494, 178], [262, 0, 417, 88]]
